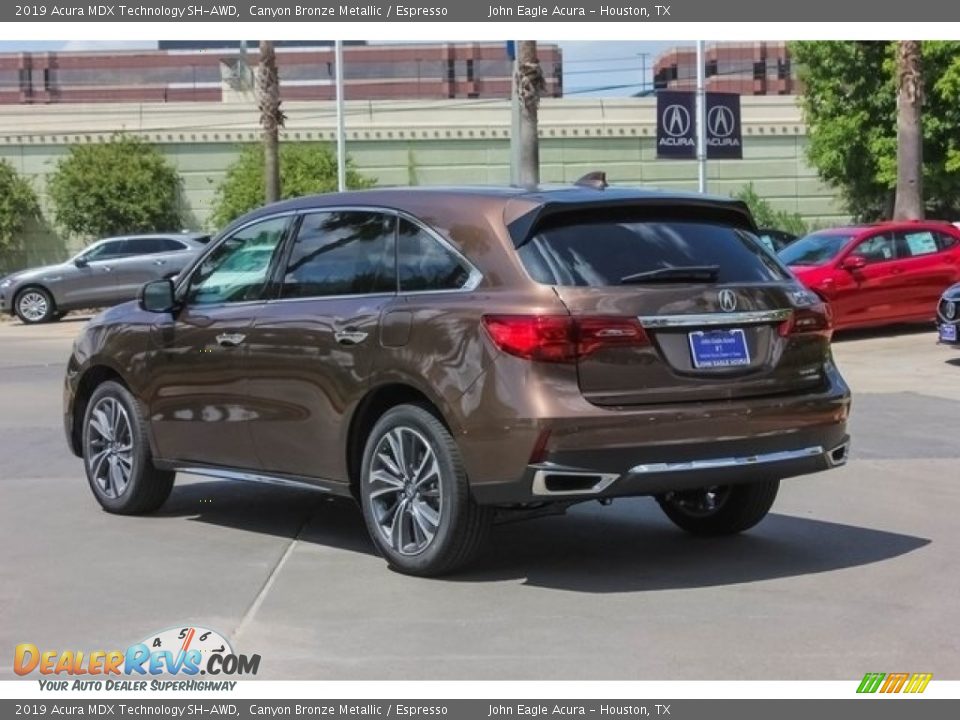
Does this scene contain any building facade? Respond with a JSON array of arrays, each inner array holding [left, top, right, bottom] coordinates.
[[0, 42, 563, 105], [0, 94, 844, 273], [654, 42, 797, 95]]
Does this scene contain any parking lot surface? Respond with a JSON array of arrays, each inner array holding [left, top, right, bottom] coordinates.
[[1, 316, 959, 679]]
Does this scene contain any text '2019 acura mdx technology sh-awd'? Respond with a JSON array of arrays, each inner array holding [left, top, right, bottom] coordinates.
[[64, 183, 851, 576]]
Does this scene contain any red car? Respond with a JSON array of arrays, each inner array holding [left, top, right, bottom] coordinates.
[[778, 221, 960, 330]]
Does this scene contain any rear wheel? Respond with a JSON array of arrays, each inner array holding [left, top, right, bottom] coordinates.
[[359, 404, 492, 576], [15, 287, 56, 324], [656, 479, 780, 536], [82, 381, 174, 514]]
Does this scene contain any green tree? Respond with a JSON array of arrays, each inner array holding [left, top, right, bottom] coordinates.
[[211, 143, 376, 228], [792, 41, 960, 221], [48, 135, 181, 238], [733, 184, 808, 236], [0, 159, 40, 255]]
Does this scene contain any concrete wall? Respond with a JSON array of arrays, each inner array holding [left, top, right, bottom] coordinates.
[[0, 96, 846, 270]]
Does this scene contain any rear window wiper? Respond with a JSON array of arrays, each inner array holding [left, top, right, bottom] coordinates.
[[619, 265, 720, 284]]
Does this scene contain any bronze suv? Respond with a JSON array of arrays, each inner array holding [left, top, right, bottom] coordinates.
[[64, 182, 851, 576]]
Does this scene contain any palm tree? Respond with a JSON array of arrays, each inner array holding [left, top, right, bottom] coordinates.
[[893, 41, 923, 220], [257, 41, 285, 203], [516, 41, 545, 187]]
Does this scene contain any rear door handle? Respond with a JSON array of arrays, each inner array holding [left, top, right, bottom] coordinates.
[[216, 332, 246, 348], [153, 260, 167, 266], [334, 329, 369, 346]]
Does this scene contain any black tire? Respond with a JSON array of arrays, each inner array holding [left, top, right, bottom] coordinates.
[[359, 404, 492, 577], [14, 287, 56, 324], [81, 380, 175, 514], [656, 479, 780, 536]]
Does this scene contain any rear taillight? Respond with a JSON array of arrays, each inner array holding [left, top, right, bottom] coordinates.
[[779, 303, 833, 339], [482, 315, 649, 363]]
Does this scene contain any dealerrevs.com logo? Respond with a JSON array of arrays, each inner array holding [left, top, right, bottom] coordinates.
[[14, 626, 259, 691]]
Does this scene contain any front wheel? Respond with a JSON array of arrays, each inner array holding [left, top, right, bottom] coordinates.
[[82, 380, 175, 514], [359, 404, 492, 576], [15, 287, 57, 324], [656, 479, 780, 536]]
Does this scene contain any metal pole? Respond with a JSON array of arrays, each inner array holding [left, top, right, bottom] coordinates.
[[695, 40, 707, 193], [335, 40, 346, 193]]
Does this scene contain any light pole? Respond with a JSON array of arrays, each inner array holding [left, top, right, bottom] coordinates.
[[695, 40, 707, 193], [335, 40, 346, 193]]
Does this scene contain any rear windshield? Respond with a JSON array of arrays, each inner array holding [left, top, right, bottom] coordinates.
[[778, 233, 852, 266], [517, 220, 790, 286]]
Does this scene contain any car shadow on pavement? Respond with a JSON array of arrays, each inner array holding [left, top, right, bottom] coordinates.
[[457, 501, 930, 592], [946, 357, 960, 368], [831, 323, 934, 342], [156, 480, 929, 593], [154, 479, 376, 557]]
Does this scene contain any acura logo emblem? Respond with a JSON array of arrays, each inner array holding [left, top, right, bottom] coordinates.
[[719, 289, 737, 312], [662, 104, 691, 137], [946, 300, 957, 320], [708, 106, 735, 138]]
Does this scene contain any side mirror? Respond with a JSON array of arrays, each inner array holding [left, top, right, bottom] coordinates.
[[139, 279, 177, 314], [73, 257, 88, 268], [841, 255, 867, 272]]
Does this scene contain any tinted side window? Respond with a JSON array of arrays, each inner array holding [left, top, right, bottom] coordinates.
[[855, 233, 897, 263], [281, 211, 396, 299], [899, 230, 939, 258], [398, 218, 471, 291], [123, 238, 182, 255], [937, 231, 958, 251], [519, 219, 789, 286], [155, 238, 188, 252], [82, 240, 128, 262], [186, 216, 289, 305]]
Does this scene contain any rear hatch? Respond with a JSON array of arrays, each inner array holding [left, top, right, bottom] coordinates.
[[515, 208, 831, 406]]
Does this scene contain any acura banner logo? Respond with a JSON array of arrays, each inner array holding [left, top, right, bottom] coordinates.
[[662, 104, 691, 137], [656, 91, 743, 160], [708, 106, 735, 137]]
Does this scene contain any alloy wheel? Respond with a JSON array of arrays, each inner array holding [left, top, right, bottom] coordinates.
[[17, 291, 48, 323], [85, 397, 134, 499], [367, 425, 444, 556]]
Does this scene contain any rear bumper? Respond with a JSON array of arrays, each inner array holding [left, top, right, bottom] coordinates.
[[466, 357, 852, 506], [472, 434, 849, 505]]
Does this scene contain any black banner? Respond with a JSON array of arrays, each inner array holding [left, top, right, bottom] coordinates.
[[656, 91, 743, 160], [656, 90, 697, 159]]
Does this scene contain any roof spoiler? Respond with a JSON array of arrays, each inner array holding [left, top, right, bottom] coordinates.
[[506, 197, 758, 248], [574, 171, 609, 190]]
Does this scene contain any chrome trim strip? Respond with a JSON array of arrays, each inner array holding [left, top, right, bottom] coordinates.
[[530, 464, 620, 496], [628, 445, 824, 475], [638, 309, 792, 328], [177, 466, 337, 493]]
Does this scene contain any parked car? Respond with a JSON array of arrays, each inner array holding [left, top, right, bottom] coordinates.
[[756, 228, 798, 253], [937, 283, 960, 345], [778, 221, 960, 330], [64, 184, 851, 576], [0, 232, 210, 324]]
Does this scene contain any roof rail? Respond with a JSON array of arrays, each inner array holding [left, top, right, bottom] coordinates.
[[574, 171, 608, 190]]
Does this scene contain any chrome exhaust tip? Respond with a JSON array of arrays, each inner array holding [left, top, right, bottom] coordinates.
[[531, 467, 619, 496], [827, 442, 850, 467]]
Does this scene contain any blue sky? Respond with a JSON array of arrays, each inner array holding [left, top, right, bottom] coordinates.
[[0, 40, 680, 97]]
